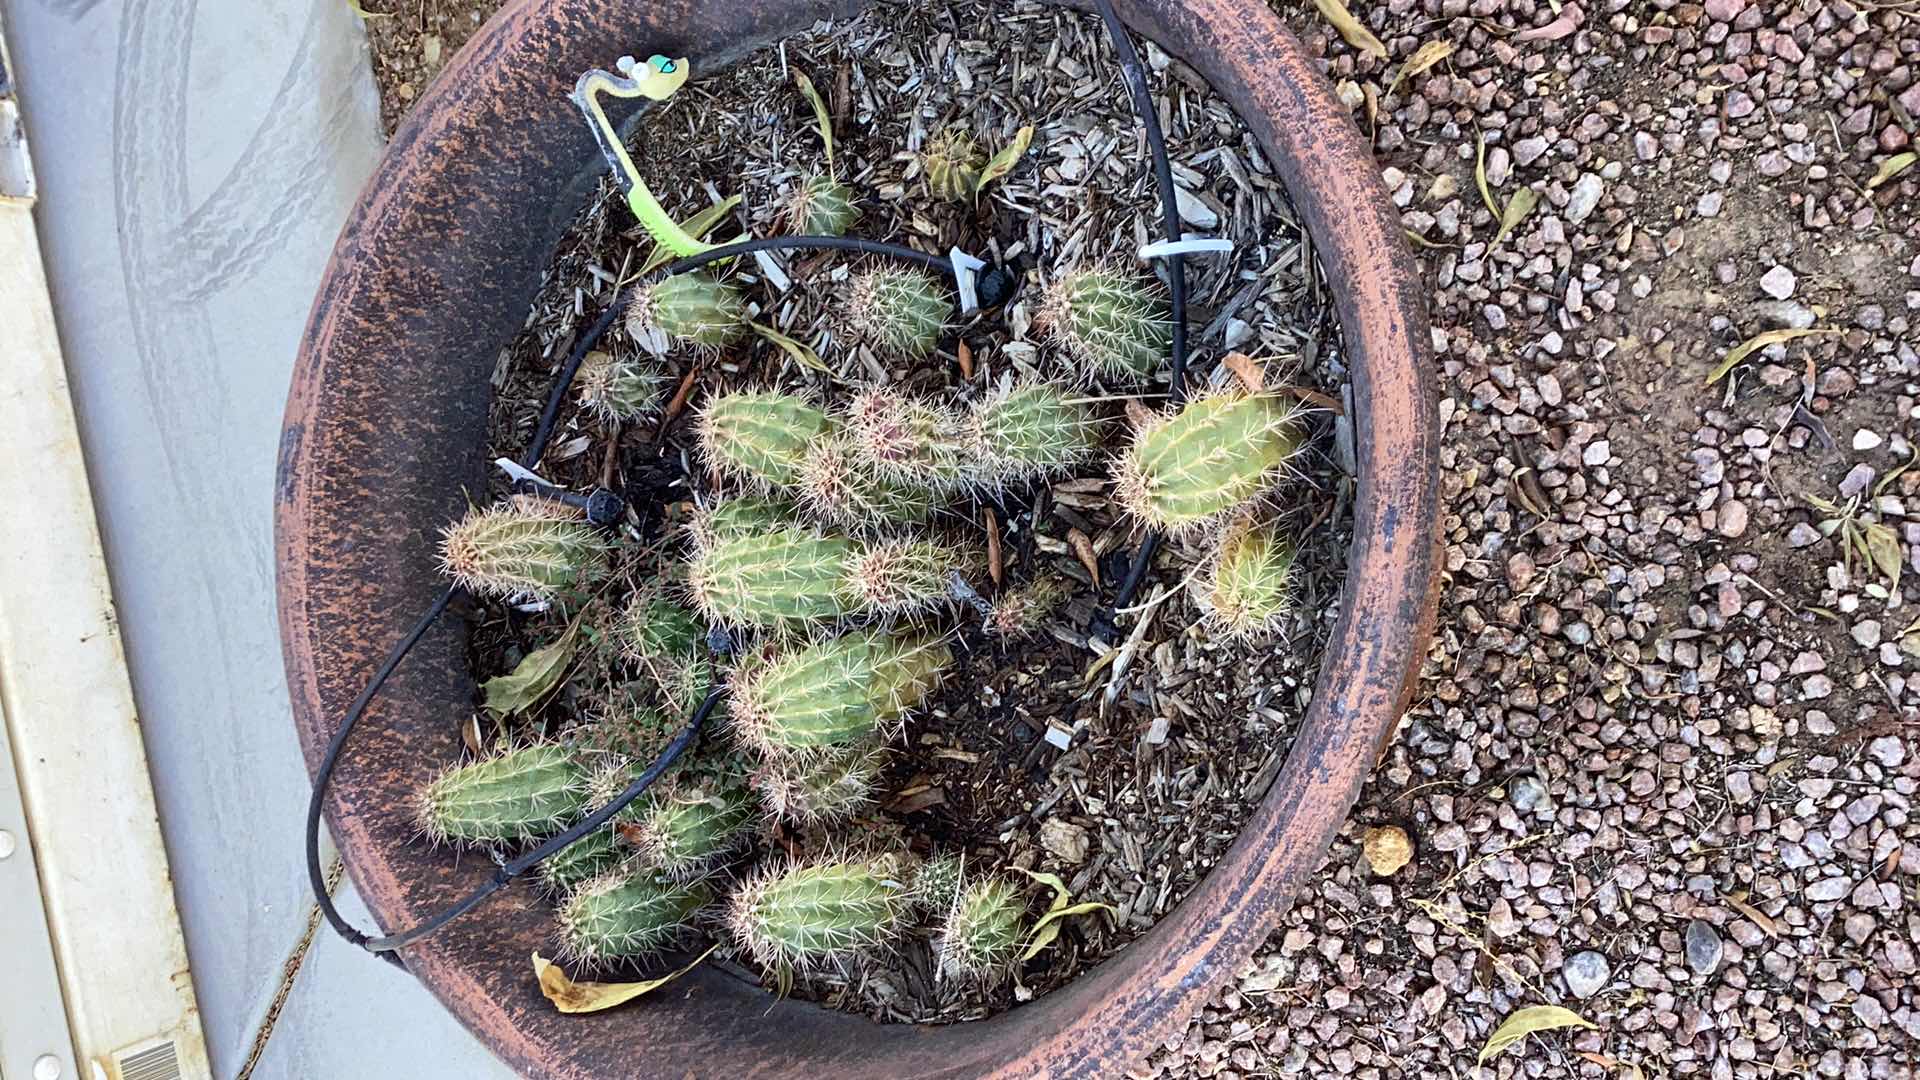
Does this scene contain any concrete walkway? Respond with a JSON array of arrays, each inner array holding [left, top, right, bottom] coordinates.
[[1, 1, 514, 1075]]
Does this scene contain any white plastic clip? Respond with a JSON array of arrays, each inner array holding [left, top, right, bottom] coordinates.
[[493, 458, 552, 487], [1138, 237, 1234, 262], [949, 246, 988, 314]]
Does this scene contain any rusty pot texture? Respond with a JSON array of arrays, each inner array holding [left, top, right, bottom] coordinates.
[[276, 0, 1439, 1075]]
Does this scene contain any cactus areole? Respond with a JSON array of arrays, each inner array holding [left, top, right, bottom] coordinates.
[[279, 0, 1438, 1075]]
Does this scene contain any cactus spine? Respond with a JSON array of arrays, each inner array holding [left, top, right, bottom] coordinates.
[[633, 774, 756, 876], [965, 382, 1100, 485], [1197, 519, 1297, 639], [1113, 391, 1306, 534], [438, 501, 610, 601], [728, 632, 951, 757], [1038, 269, 1173, 382], [796, 435, 937, 531], [936, 876, 1027, 981], [983, 575, 1069, 638], [786, 174, 861, 237], [696, 389, 833, 489], [575, 350, 666, 422], [416, 744, 589, 845], [844, 388, 969, 490], [920, 128, 983, 203], [845, 538, 957, 617], [753, 746, 885, 824], [558, 867, 712, 965], [914, 852, 965, 912], [686, 525, 861, 630], [726, 854, 919, 968], [625, 272, 747, 349], [536, 826, 625, 893], [847, 269, 951, 358]]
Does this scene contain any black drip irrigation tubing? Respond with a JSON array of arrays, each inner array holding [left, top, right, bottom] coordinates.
[[303, 3, 1190, 963]]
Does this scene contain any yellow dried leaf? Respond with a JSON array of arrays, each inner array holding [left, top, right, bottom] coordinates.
[[482, 615, 583, 716], [1706, 328, 1837, 386], [1311, 0, 1389, 59], [793, 69, 835, 174], [1861, 520, 1904, 590], [1474, 999, 1597, 1060], [531, 943, 717, 1014], [346, 0, 391, 17], [1222, 351, 1267, 393], [1722, 892, 1779, 939], [1478, 1005, 1598, 1063], [1362, 825, 1413, 876], [751, 322, 832, 376], [978, 126, 1035, 193], [1475, 135, 1498, 218], [1012, 867, 1112, 961], [1867, 151, 1916, 191], [1494, 187, 1540, 247], [1386, 40, 1454, 99]]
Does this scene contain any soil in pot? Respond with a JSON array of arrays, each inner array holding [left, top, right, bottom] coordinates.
[[442, 0, 1353, 1024]]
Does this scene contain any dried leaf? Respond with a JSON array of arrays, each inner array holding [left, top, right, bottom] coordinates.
[[1310, 0, 1389, 59], [956, 339, 975, 380], [1011, 867, 1113, 961], [1222, 351, 1267, 392], [1475, 135, 1498, 218], [1478, 1005, 1598, 1063], [640, 195, 743, 274], [1068, 527, 1101, 586], [1515, 2, 1585, 41], [793, 69, 834, 173], [1705, 328, 1836, 386], [482, 615, 584, 716], [751, 322, 832, 375], [532, 943, 717, 1014], [1386, 40, 1454, 99], [346, 0, 391, 17], [1404, 229, 1454, 250], [1861, 520, 1904, 590], [985, 508, 1004, 587], [1577, 1052, 1645, 1079], [1722, 892, 1779, 939], [1867, 151, 1916, 191], [1493, 186, 1540, 247], [977, 126, 1035, 193]]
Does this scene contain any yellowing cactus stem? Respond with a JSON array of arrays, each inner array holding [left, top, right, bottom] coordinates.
[[1197, 519, 1297, 640], [1113, 391, 1306, 535], [438, 501, 610, 601]]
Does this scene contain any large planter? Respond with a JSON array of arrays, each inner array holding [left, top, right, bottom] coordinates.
[[276, 0, 1439, 1075]]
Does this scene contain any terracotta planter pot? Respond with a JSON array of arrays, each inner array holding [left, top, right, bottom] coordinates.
[[277, 0, 1438, 1075]]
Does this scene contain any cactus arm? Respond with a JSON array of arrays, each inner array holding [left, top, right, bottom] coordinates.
[[570, 57, 716, 258]]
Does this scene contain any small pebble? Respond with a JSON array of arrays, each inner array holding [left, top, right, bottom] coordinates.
[[1759, 265, 1796, 299], [1563, 951, 1610, 999]]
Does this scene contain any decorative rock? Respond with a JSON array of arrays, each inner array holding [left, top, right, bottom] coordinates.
[[1853, 620, 1883, 648], [1566, 174, 1604, 223], [1685, 919, 1723, 976], [1509, 774, 1548, 812], [1787, 522, 1822, 547], [1806, 876, 1851, 902], [1868, 736, 1906, 767], [1363, 825, 1414, 876], [1704, 0, 1745, 20], [1718, 500, 1749, 538], [1840, 463, 1876, 498], [1854, 429, 1883, 451], [1563, 950, 1610, 999], [1512, 137, 1549, 167], [1760, 265, 1797, 299]]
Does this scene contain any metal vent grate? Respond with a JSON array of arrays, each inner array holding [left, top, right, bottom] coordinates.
[[115, 1041, 183, 1080]]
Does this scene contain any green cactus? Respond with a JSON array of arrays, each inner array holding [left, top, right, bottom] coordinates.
[[845, 538, 957, 617], [728, 631, 951, 757], [915, 852, 965, 912], [936, 876, 1028, 981], [1038, 268, 1173, 382], [920, 127, 983, 203], [726, 854, 920, 969], [686, 525, 861, 630], [965, 381, 1101, 486], [535, 826, 625, 893], [753, 746, 885, 824], [1197, 519, 1297, 639], [696, 389, 833, 489], [686, 495, 796, 554], [786, 174, 861, 237], [1114, 391, 1306, 534], [844, 388, 969, 490], [625, 272, 747, 349], [983, 575, 1070, 638], [632, 773, 757, 877], [415, 744, 589, 845], [795, 434, 938, 531], [616, 588, 713, 712], [558, 867, 713, 965], [574, 350, 666, 423], [437, 501, 610, 601], [847, 268, 952, 358]]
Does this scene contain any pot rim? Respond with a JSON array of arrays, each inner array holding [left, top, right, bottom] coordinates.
[[276, 0, 1439, 1076]]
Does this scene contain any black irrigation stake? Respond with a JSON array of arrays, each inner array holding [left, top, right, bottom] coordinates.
[[302, 0, 1188, 963]]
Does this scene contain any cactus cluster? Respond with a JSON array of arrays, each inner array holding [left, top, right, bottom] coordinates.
[[726, 854, 920, 969], [438, 500, 611, 601], [536, 825, 625, 893], [920, 128, 985, 203], [617, 587, 715, 713], [845, 268, 952, 358], [965, 382, 1102, 485], [686, 523, 959, 630], [983, 575, 1070, 639], [574, 350, 666, 423], [786, 174, 862, 237], [631, 771, 757, 877], [696, 389, 833, 489], [795, 435, 937, 531], [936, 876, 1028, 981], [558, 867, 713, 965], [1038, 269, 1174, 383], [1195, 518, 1296, 640], [752, 745, 885, 824], [728, 631, 951, 758], [1113, 391, 1306, 535], [415, 744, 590, 846], [914, 852, 965, 912], [626, 272, 748, 349]]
